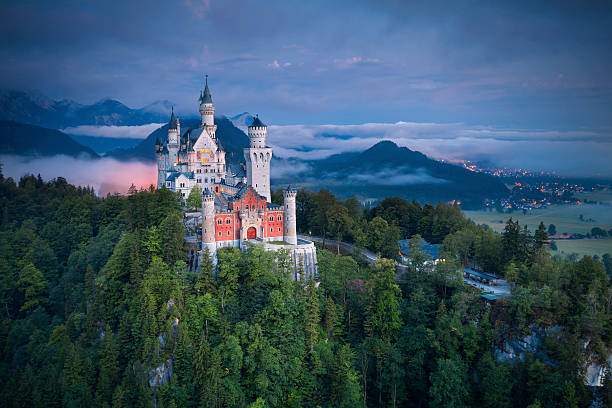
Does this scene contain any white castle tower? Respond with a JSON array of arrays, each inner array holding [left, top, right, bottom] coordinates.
[[244, 115, 272, 202], [167, 107, 180, 166], [199, 75, 215, 128], [283, 187, 298, 245], [201, 189, 217, 261]]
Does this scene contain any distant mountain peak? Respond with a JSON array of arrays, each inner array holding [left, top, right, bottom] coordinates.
[[229, 112, 254, 128], [139, 100, 173, 115], [0, 89, 177, 128]]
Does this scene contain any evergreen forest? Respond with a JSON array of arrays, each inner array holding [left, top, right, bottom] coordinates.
[[1, 173, 612, 407]]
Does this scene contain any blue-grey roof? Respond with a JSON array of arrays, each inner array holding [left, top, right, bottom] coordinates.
[[249, 115, 266, 128], [463, 268, 498, 281], [399, 239, 440, 259], [200, 78, 213, 104], [169, 107, 177, 129], [166, 171, 194, 182], [228, 163, 246, 177]]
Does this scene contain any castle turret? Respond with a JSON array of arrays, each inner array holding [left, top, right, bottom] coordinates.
[[199, 75, 215, 128], [283, 187, 297, 245], [167, 107, 179, 166], [201, 189, 217, 262], [244, 115, 272, 201]]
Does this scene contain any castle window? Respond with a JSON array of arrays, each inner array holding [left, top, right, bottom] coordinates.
[[180, 182, 185, 188], [269, 216, 273, 222], [217, 219, 222, 225], [245, 205, 249, 210], [270, 227, 273, 232], [218, 231, 222, 236], [227, 231, 231, 236], [277, 216, 282, 221], [197, 178, 201, 183], [226, 219, 231, 224], [278, 227, 281, 232], [205, 178, 208, 183], [166, 182, 170, 187]]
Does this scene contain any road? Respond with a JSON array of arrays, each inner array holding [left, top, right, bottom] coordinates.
[[298, 234, 379, 264]]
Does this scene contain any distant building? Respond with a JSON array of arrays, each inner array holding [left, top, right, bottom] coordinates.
[[156, 78, 317, 280], [398, 239, 445, 266]]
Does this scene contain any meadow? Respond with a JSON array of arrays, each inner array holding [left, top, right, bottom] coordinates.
[[464, 189, 612, 258]]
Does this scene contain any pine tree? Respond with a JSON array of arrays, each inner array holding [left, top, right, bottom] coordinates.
[[305, 278, 320, 352], [18, 262, 48, 312], [534, 221, 548, 249], [96, 332, 120, 405]]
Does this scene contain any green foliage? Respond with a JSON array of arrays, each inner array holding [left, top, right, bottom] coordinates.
[[186, 184, 202, 210], [18, 262, 48, 312], [2, 173, 611, 408]]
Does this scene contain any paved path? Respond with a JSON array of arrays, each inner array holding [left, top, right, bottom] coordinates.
[[298, 234, 379, 264]]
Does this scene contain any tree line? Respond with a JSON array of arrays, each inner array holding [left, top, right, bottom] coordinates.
[[0, 176, 611, 407]]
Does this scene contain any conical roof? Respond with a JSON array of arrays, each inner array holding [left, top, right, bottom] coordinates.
[[248, 114, 266, 128], [200, 75, 213, 104], [168, 106, 178, 129]]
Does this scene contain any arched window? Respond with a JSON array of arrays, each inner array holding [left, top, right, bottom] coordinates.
[[226, 219, 231, 224], [277, 215, 282, 221], [217, 219, 222, 225]]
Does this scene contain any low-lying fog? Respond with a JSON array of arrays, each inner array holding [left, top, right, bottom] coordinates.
[[0, 155, 157, 195]]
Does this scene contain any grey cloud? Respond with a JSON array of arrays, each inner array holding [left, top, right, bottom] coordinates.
[[63, 123, 163, 139], [266, 121, 612, 177]]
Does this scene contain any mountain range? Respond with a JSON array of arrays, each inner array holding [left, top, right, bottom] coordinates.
[[0, 89, 509, 206], [0, 120, 98, 158], [0, 89, 174, 128], [272, 141, 508, 207]]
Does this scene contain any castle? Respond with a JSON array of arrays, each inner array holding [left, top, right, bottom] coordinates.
[[155, 78, 317, 279]]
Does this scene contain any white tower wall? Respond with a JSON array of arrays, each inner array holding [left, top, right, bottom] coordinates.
[[283, 188, 298, 245], [245, 123, 272, 202], [201, 191, 217, 262]]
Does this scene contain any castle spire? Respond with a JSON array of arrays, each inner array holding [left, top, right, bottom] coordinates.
[[202, 74, 213, 104], [169, 106, 177, 130]]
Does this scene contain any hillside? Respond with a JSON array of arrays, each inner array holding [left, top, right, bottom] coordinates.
[[0, 89, 172, 128], [106, 116, 250, 165], [273, 140, 509, 207], [0, 120, 99, 158]]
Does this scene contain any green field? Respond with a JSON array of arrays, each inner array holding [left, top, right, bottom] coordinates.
[[464, 190, 612, 258], [552, 239, 612, 258], [464, 191, 612, 236]]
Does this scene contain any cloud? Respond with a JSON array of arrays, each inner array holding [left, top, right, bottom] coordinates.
[[265, 121, 612, 177], [268, 60, 281, 69], [184, 0, 211, 18], [333, 56, 383, 68], [346, 167, 447, 185], [0, 155, 157, 195], [63, 123, 163, 139]]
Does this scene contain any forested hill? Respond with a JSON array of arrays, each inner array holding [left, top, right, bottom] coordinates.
[[106, 116, 250, 165], [1, 173, 611, 407], [274, 140, 509, 208], [0, 120, 99, 158]]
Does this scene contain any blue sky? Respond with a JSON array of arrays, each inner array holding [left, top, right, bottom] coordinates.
[[1, 0, 611, 128]]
